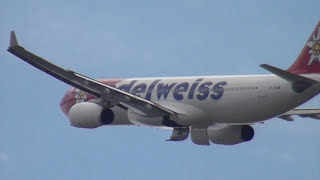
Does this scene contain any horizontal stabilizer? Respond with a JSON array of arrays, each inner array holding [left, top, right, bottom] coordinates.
[[261, 64, 318, 93], [279, 108, 320, 120], [260, 64, 317, 84]]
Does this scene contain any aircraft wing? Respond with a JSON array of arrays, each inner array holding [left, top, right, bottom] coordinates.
[[278, 108, 320, 121], [7, 31, 178, 117]]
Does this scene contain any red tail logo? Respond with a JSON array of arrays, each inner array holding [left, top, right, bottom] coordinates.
[[287, 20, 320, 74]]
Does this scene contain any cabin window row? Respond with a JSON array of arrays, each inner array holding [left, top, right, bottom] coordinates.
[[133, 86, 259, 94], [224, 86, 258, 91]]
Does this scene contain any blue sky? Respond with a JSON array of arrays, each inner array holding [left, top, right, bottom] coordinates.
[[1, 1, 320, 179]]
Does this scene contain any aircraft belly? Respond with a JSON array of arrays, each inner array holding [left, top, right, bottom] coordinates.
[[203, 97, 265, 123]]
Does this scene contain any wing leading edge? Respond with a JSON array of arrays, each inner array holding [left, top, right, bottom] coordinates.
[[7, 31, 178, 117]]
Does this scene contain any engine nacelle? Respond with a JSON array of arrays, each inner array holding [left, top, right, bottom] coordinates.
[[208, 125, 254, 145], [68, 102, 114, 128]]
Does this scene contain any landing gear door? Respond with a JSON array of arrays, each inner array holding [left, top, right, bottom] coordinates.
[[166, 127, 189, 141]]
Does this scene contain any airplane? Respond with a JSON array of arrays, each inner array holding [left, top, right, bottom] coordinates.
[[7, 20, 320, 146]]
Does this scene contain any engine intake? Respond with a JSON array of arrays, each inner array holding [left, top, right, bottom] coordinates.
[[68, 102, 114, 128], [100, 108, 114, 124]]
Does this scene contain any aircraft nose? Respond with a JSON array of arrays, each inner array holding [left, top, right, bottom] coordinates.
[[60, 88, 76, 116]]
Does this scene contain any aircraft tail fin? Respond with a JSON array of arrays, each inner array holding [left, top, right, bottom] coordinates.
[[287, 20, 320, 74]]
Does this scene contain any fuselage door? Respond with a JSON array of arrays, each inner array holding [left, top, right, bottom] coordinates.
[[257, 80, 270, 105]]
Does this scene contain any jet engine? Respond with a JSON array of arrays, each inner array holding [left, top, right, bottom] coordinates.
[[208, 125, 254, 145], [68, 102, 114, 128]]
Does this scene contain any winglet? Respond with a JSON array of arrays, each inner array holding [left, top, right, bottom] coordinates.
[[10, 31, 19, 47]]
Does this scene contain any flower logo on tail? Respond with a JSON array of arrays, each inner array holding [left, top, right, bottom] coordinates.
[[307, 27, 320, 65]]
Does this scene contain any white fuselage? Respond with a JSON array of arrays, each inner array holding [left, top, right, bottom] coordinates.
[[106, 74, 320, 127]]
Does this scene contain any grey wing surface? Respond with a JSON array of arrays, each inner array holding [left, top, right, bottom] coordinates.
[[7, 31, 178, 117]]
